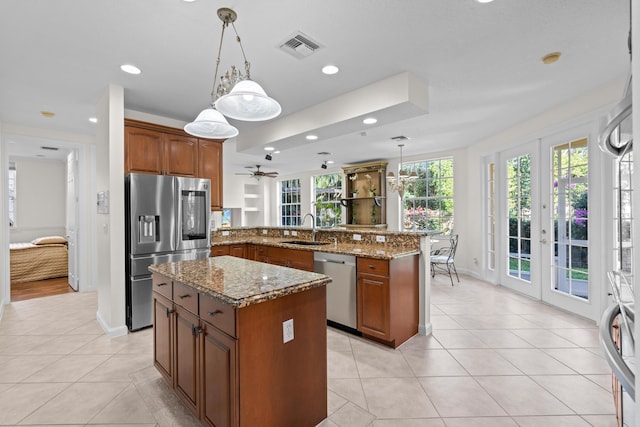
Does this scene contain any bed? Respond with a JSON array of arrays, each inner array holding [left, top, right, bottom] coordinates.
[[10, 236, 68, 284]]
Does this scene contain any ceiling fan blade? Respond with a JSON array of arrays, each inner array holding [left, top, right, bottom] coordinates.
[[264, 172, 279, 176]]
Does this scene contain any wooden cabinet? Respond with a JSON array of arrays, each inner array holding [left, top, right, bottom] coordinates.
[[153, 293, 174, 384], [125, 120, 198, 177], [211, 245, 231, 257], [201, 321, 237, 427], [211, 244, 247, 258], [356, 255, 418, 348], [252, 245, 314, 271], [198, 139, 224, 211], [125, 119, 225, 210], [152, 272, 327, 427], [342, 161, 388, 229]]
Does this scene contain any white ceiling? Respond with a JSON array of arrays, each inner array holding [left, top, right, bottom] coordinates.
[[0, 0, 631, 173]]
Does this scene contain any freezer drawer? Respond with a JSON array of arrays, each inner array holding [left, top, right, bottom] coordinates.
[[128, 276, 153, 331]]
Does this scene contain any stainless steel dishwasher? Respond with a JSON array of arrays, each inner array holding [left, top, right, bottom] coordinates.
[[314, 252, 357, 330]]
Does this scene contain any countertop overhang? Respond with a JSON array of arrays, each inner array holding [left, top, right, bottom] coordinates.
[[149, 256, 331, 308]]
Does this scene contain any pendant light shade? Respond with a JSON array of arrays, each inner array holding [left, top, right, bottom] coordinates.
[[214, 80, 281, 121], [184, 108, 239, 139]]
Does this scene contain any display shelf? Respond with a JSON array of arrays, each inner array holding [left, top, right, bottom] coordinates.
[[341, 161, 388, 228]]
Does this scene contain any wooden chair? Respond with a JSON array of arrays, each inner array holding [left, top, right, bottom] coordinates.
[[430, 234, 459, 285]]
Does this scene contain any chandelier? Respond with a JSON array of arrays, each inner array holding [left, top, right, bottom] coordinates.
[[184, 7, 282, 139], [386, 144, 417, 194]]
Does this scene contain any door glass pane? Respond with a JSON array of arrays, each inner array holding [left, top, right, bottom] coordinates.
[[551, 138, 589, 300], [506, 154, 531, 281], [487, 162, 495, 270]]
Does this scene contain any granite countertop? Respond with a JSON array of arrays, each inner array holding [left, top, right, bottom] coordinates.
[[210, 237, 420, 260], [149, 256, 331, 308]]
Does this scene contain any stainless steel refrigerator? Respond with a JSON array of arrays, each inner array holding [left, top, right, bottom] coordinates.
[[125, 173, 211, 331]]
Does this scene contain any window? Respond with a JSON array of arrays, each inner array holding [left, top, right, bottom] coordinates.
[[8, 161, 16, 228], [280, 179, 301, 226], [506, 154, 532, 281], [314, 173, 342, 227], [402, 157, 454, 232]]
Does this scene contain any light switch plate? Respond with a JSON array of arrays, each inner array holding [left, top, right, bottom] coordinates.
[[292, 230, 298, 236], [222, 230, 230, 237], [283, 230, 290, 236], [353, 234, 362, 241], [262, 229, 268, 235], [283, 319, 294, 343], [376, 235, 385, 243]]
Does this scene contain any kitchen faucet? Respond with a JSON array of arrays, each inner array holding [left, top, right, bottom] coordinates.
[[303, 213, 317, 241]]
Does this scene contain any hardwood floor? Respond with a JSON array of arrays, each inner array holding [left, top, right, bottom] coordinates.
[[11, 276, 74, 302]]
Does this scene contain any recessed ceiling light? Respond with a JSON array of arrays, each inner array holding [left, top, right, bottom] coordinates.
[[306, 135, 319, 140], [541, 51, 561, 64], [327, 160, 334, 164], [89, 117, 98, 123], [274, 151, 280, 154], [264, 146, 275, 151], [363, 117, 377, 125], [120, 64, 141, 75], [322, 65, 339, 75], [40, 111, 55, 118], [476, 0, 494, 3]]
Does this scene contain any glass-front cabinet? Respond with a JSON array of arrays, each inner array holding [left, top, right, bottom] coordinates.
[[341, 161, 388, 229]]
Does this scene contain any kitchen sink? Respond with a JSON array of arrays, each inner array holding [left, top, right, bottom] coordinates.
[[281, 240, 329, 246]]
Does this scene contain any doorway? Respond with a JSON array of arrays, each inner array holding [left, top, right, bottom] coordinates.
[[492, 126, 601, 321]]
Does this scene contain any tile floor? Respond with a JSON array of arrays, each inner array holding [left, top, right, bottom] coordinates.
[[0, 274, 618, 426]]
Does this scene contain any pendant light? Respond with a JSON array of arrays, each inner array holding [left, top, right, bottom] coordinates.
[[387, 144, 418, 194], [184, 7, 280, 139]]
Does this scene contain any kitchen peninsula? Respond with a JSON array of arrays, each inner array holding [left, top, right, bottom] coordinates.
[[149, 256, 331, 427]]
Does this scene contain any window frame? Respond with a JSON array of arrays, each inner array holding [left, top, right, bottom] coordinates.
[[280, 178, 302, 226], [313, 172, 343, 228]]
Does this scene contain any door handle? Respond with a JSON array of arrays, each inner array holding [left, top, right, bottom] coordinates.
[[540, 239, 547, 244]]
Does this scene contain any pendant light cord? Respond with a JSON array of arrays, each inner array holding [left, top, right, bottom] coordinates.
[[210, 19, 228, 104], [230, 22, 251, 79]]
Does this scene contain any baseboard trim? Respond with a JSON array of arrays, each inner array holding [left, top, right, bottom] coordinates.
[[96, 310, 128, 337], [418, 322, 433, 336]]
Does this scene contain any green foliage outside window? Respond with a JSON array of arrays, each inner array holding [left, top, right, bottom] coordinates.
[[402, 158, 454, 232]]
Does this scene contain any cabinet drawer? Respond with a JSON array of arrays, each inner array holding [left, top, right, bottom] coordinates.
[[173, 282, 199, 314], [211, 245, 230, 257], [152, 273, 173, 299], [200, 294, 236, 337], [357, 257, 389, 276]]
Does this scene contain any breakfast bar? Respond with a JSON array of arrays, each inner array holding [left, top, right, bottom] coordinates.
[[149, 256, 331, 427]]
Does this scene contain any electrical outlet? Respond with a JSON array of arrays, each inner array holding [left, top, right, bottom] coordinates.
[[262, 229, 268, 235], [283, 230, 290, 236], [292, 230, 298, 236], [283, 319, 294, 343], [353, 234, 362, 241], [222, 230, 230, 237], [375, 235, 385, 243]]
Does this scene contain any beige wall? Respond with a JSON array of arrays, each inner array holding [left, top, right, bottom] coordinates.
[[8, 157, 66, 243]]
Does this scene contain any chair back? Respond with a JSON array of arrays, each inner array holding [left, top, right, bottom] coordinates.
[[448, 234, 459, 260]]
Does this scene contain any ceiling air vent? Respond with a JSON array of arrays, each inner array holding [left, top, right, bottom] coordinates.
[[40, 146, 59, 151], [390, 136, 409, 141], [279, 31, 322, 59]]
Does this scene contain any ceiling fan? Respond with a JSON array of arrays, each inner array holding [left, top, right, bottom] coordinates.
[[235, 165, 279, 180]]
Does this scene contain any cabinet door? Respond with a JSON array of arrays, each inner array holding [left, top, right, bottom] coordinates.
[[229, 244, 246, 258], [357, 273, 390, 340], [125, 126, 164, 174], [211, 245, 230, 257], [174, 306, 200, 415], [254, 245, 269, 263], [201, 322, 237, 427], [153, 293, 174, 384], [198, 140, 224, 211], [164, 134, 199, 177]]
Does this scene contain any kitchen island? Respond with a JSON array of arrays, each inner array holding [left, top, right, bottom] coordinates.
[[149, 256, 331, 427]]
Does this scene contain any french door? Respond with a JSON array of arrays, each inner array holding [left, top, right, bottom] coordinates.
[[499, 144, 540, 299], [495, 128, 599, 320]]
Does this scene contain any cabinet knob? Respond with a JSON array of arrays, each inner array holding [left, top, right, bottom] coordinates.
[[178, 294, 191, 299], [156, 282, 167, 287], [165, 307, 175, 317], [208, 310, 222, 317], [191, 325, 202, 336], [368, 264, 375, 269]]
